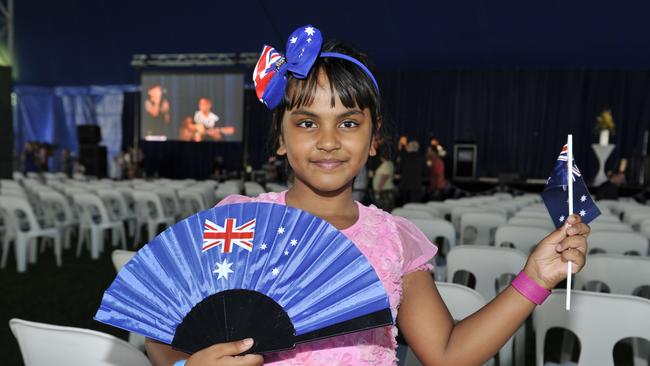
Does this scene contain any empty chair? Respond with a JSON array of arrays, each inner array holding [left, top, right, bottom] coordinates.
[[403, 203, 441, 218], [9, 318, 151, 366], [588, 221, 632, 232], [131, 190, 175, 242], [73, 193, 127, 259], [215, 181, 242, 200], [392, 208, 436, 220], [179, 190, 207, 218], [405, 282, 493, 366], [495, 225, 549, 254], [450, 206, 486, 233], [534, 290, 650, 366], [36, 190, 79, 249], [153, 187, 183, 220], [266, 183, 289, 193], [459, 212, 506, 245], [244, 182, 266, 197], [588, 231, 648, 255], [573, 254, 650, 296], [407, 217, 456, 255], [447, 245, 528, 366], [426, 201, 454, 220], [508, 216, 555, 231], [97, 189, 138, 243], [0, 195, 62, 272], [110, 249, 145, 351]]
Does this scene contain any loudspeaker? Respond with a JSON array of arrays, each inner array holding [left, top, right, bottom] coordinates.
[[453, 143, 477, 181], [0, 67, 13, 179], [77, 125, 102, 145], [79, 145, 107, 178]]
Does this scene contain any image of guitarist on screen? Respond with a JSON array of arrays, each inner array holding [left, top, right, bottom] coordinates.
[[191, 97, 235, 141]]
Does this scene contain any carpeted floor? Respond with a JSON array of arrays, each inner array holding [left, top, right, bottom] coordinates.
[[1, 242, 129, 366]]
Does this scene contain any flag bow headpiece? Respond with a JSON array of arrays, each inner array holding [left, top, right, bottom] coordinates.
[[252, 24, 379, 110]]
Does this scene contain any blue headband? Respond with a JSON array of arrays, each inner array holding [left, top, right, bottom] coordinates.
[[252, 25, 379, 110]]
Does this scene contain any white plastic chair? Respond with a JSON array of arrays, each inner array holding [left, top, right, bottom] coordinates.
[[179, 190, 207, 218], [447, 245, 528, 366], [407, 218, 456, 255], [588, 231, 648, 255], [459, 212, 507, 245], [131, 190, 175, 242], [244, 181, 266, 197], [73, 193, 127, 259], [405, 282, 493, 366], [153, 187, 183, 220], [392, 208, 436, 220], [97, 189, 138, 245], [588, 221, 632, 232], [450, 206, 486, 234], [110, 249, 146, 351], [533, 290, 650, 366], [215, 181, 242, 200], [36, 190, 79, 250], [0, 195, 62, 272], [508, 216, 555, 231], [9, 318, 151, 366], [403, 203, 441, 218], [266, 183, 289, 193], [495, 225, 549, 254], [573, 254, 650, 296]]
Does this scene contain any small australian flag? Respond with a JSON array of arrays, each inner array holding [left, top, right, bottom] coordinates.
[[542, 144, 602, 228]]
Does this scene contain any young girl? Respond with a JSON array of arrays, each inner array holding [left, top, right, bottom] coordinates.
[[146, 25, 589, 366]]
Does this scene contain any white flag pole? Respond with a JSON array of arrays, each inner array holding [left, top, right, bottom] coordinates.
[[566, 134, 574, 310]]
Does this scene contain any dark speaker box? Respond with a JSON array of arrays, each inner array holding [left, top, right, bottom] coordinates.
[[77, 125, 102, 145], [79, 145, 107, 178], [0, 67, 13, 179]]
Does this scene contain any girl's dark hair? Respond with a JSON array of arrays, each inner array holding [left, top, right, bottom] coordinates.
[[267, 40, 391, 159]]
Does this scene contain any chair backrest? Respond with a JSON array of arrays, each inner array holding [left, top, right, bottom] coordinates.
[[450, 206, 486, 232], [459, 212, 506, 245], [533, 290, 650, 366], [447, 245, 527, 301], [37, 190, 77, 225], [131, 191, 166, 220], [97, 189, 131, 221], [407, 218, 456, 254], [494, 225, 549, 254], [153, 188, 181, 218], [587, 221, 632, 233], [405, 283, 491, 366], [403, 203, 441, 218], [9, 318, 151, 366], [112, 249, 136, 272], [179, 190, 206, 217], [507, 216, 555, 231], [0, 195, 42, 232], [72, 193, 113, 225], [588, 231, 648, 255], [244, 182, 266, 196], [392, 208, 436, 220], [573, 254, 650, 296]]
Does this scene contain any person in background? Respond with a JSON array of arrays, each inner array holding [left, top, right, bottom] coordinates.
[[372, 153, 395, 210], [21, 142, 38, 174], [61, 148, 74, 178], [427, 144, 446, 201], [145, 85, 171, 123], [398, 140, 427, 204]]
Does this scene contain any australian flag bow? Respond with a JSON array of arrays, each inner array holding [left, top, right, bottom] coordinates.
[[252, 25, 323, 110], [542, 144, 601, 228]]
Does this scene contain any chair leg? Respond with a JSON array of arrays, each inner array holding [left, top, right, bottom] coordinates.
[[15, 237, 28, 273], [53, 234, 62, 267], [29, 238, 38, 264], [76, 227, 86, 257], [90, 228, 102, 259], [120, 227, 127, 250], [147, 222, 156, 242], [1, 236, 12, 268]]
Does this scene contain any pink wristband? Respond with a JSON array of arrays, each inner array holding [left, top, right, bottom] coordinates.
[[511, 271, 551, 305]]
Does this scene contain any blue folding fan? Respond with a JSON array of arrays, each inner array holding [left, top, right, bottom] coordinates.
[[95, 202, 392, 354]]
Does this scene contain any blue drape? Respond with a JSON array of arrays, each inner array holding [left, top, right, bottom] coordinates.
[[13, 85, 137, 173]]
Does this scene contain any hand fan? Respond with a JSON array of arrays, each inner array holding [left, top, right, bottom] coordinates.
[[95, 202, 392, 354]]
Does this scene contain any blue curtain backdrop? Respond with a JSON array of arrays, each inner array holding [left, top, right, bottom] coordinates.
[[14, 85, 137, 172]]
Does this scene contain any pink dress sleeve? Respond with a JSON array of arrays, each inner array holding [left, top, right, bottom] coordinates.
[[215, 194, 253, 207], [393, 216, 438, 274]]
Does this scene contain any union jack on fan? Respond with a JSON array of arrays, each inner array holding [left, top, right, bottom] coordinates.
[[202, 218, 256, 253]]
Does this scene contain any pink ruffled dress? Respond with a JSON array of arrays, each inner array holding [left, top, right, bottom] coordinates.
[[217, 191, 437, 365]]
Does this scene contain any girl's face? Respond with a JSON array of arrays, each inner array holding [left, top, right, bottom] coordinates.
[[278, 73, 376, 194]]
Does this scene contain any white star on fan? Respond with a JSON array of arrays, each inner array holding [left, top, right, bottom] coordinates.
[[290, 36, 298, 44], [284, 250, 289, 256], [559, 215, 565, 223], [290, 239, 298, 246], [271, 267, 280, 276], [305, 26, 315, 36], [213, 259, 234, 280], [307, 37, 312, 43], [579, 210, 586, 217], [260, 243, 268, 250], [580, 195, 587, 202], [277, 227, 285, 234]]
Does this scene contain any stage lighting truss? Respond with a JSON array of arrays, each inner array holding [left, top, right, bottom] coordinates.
[[0, 0, 13, 66], [131, 53, 260, 68]]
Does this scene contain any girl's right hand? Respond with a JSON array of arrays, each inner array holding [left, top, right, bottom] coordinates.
[[186, 338, 263, 366]]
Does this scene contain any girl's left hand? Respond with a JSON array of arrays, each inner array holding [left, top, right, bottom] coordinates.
[[523, 214, 590, 290]]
